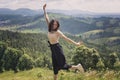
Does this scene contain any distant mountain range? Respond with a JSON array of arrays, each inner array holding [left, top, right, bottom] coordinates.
[[0, 8, 120, 18], [0, 8, 40, 16]]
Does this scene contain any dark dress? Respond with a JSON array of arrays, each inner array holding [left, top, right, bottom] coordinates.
[[48, 41, 71, 74]]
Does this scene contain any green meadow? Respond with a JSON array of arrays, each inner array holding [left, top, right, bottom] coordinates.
[[0, 68, 120, 80]]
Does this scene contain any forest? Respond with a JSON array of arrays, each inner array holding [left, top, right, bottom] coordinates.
[[0, 30, 119, 73]]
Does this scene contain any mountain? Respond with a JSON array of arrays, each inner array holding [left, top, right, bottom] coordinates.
[[0, 12, 120, 34], [14, 8, 41, 16], [0, 8, 41, 16], [0, 8, 120, 17], [47, 9, 95, 17], [47, 9, 120, 18]]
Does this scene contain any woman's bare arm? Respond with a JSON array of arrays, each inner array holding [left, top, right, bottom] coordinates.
[[43, 4, 50, 27], [58, 30, 82, 46]]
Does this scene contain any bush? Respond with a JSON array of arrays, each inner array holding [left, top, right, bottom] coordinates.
[[72, 46, 104, 71], [107, 52, 119, 69], [114, 61, 120, 71], [0, 42, 7, 72], [96, 59, 105, 71], [17, 54, 34, 71], [35, 54, 52, 69], [35, 57, 44, 67], [2, 47, 23, 72]]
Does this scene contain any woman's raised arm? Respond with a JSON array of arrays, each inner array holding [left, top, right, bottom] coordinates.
[[43, 4, 50, 27]]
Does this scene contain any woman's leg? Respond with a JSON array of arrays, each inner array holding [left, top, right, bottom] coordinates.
[[54, 74, 58, 80], [53, 67, 59, 80]]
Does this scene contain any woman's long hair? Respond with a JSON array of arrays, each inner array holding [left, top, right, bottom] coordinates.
[[48, 19, 60, 32]]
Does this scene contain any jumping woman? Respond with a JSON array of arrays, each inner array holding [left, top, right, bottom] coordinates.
[[43, 4, 84, 80]]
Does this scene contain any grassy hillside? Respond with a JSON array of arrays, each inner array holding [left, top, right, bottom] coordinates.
[[1, 13, 120, 34], [0, 68, 120, 80], [0, 14, 120, 50], [82, 26, 120, 54]]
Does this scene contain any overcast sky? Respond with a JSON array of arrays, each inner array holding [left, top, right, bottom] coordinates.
[[0, 0, 120, 13]]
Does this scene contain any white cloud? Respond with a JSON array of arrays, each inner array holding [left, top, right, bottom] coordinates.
[[0, 0, 41, 9], [46, 0, 120, 13], [0, 0, 120, 13]]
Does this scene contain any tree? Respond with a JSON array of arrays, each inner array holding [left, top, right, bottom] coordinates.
[[0, 42, 7, 72], [72, 46, 104, 71], [107, 52, 120, 70], [17, 54, 34, 71], [2, 47, 23, 72], [35, 55, 52, 69]]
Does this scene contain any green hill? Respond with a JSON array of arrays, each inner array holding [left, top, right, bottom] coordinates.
[[0, 30, 120, 78], [0, 68, 120, 80], [82, 26, 120, 54], [0, 30, 79, 69], [0, 13, 120, 64], [0, 13, 120, 54], [0, 14, 120, 47], [1, 13, 120, 34]]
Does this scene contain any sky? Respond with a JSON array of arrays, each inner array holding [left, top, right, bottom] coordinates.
[[0, 0, 120, 13]]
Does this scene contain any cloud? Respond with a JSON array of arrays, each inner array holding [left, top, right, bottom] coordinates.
[[46, 0, 120, 13], [0, 0, 120, 13], [0, 0, 41, 9]]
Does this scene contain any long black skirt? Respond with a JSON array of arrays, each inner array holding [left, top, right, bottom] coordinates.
[[48, 41, 71, 75]]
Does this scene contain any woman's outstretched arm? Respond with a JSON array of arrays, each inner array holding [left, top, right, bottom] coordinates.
[[57, 30, 82, 46], [43, 4, 50, 27]]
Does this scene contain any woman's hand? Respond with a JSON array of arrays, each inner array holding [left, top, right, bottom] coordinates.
[[76, 41, 83, 46], [43, 4, 47, 10]]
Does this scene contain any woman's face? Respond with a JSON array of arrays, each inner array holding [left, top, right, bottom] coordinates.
[[53, 21, 58, 30]]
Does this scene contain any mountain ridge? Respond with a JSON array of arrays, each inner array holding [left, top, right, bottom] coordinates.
[[0, 8, 120, 17]]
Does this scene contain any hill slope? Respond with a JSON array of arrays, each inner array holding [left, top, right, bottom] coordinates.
[[0, 9, 120, 54], [0, 68, 120, 80], [0, 13, 120, 34]]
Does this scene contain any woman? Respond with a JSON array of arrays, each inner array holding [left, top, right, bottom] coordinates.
[[43, 4, 84, 80]]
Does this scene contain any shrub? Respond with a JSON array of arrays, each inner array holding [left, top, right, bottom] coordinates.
[[2, 47, 23, 72], [72, 46, 104, 71], [17, 54, 34, 70]]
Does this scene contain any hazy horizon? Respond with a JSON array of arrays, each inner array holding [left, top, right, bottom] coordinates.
[[0, 0, 120, 13]]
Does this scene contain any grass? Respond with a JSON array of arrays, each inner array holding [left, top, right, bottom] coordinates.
[[0, 27, 45, 33], [86, 36, 120, 45], [0, 68, 120, 80], [82, 30, 104, 39], [19, 28, 43, 33]]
